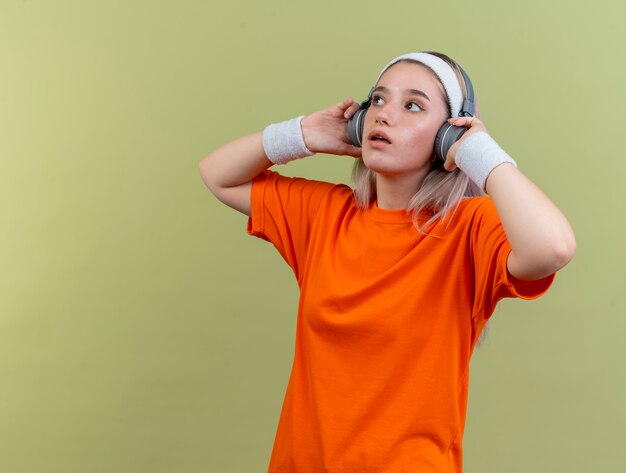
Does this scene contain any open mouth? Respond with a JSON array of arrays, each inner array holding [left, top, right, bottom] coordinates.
[[368, 131, 392, 144]]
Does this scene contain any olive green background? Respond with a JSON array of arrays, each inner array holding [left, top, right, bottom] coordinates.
[[1, 0, 623, 472]]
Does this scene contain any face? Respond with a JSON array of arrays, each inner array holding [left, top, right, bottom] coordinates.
[[361, 61, 450, 178]]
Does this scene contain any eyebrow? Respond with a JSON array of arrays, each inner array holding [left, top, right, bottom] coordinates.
[[373, 86, 431, 102]]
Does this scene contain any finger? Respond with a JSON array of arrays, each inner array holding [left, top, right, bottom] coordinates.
[[448, 117, 468, 128], [337, 97, 353, 109], [339, 97, 356, 117], [443, 160, 456, 172], [448, 116, 481, 128], [442, 151, 457, 172], [344, 101, 361, 119]]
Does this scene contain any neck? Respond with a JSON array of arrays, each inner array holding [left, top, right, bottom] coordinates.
[[375, 169, 430, 210]]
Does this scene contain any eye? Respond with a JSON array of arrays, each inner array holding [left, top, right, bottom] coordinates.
[[372, 95, 384, 106], [406, 101, 423, 112]]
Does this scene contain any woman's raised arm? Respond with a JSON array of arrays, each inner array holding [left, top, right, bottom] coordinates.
[[198, 131, 270, 216], [445, 116, 576, 281], [198, 98, 362, 216]]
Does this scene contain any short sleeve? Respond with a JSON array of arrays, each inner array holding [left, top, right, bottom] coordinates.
[[247, 170, 336, 280], [469, 197, 556, 323]]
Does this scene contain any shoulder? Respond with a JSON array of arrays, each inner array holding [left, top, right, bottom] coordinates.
[[449, 195, 499, 226], [430, 196, 505, 244], [255, 169, 353, 200], [457, 195, 494, 213]]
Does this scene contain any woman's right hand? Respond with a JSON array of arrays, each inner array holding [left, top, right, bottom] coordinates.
[[300, 97, 362, 158]]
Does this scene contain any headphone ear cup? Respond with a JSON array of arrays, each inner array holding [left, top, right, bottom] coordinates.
[[434, 122, 468, 162], [347, 107, 368, 147]]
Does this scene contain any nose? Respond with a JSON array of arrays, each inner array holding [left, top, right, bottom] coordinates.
[[373, 103, 392, 126]]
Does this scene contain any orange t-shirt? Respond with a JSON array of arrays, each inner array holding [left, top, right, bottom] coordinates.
[[247, 170, 555, 473]]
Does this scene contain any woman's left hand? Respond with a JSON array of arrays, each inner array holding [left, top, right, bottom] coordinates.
[[443, 116, 488, 172]]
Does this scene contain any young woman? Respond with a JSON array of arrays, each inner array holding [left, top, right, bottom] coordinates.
[[199, 52, 575, 472]]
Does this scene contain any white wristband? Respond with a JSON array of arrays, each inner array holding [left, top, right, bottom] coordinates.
[[455, 131, 517, 191], [262, 115, 314, 165]]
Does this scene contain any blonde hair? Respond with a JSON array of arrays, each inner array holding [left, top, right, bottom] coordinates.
[[351, 53, 484, 234]]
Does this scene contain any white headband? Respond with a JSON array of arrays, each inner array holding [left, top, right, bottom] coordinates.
[[375, 52, 464, 118]]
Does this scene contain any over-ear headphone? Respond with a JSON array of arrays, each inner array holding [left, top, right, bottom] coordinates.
[[347, 53, 476, 163]]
